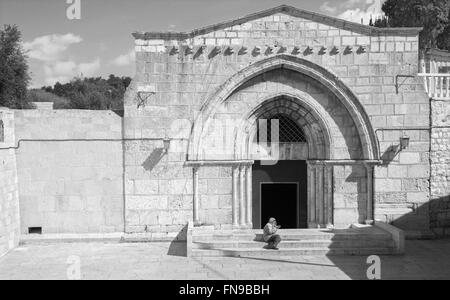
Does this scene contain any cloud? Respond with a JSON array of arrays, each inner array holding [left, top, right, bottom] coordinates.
[[111, 49, 135, 66], [24, 33, 103, 87], [320, 0, 383, 24], [43, 58, 101, 86], [23, 33, 82, 61], [320, 2, 337, 15]]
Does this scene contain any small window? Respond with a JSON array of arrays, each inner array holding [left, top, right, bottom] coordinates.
[[0, 120, 4, 143], [28, 227, 42, 234]]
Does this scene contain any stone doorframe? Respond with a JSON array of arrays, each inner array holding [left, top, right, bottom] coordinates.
[[187, 160, 254, 228], [307, 160, 379, 228], [186, 55, 382, 228], [187, 159, 379, 229]]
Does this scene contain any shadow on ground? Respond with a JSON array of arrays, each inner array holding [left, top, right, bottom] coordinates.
[[326, 196, 450, 279], [167, 224, 188, 257]]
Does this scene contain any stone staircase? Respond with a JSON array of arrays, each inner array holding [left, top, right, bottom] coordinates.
[[191, 225, 398, 257]]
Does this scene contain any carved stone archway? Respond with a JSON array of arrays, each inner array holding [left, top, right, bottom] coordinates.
[[187, 55, 380, 228], [188, 54, 380, 162]]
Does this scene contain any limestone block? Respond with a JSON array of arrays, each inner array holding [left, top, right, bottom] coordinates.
[[342, 36, 356, 45], [376, 179, 402, 192], [334, 208, 359, 226], [402, 178, 429, 192], [399, 152, 421, 165], [168, 195, 193, 210], [134, 180, 159, 194], [168, 210, 192, 225], [406, 192, 429, 203], [207, 178, 232, 194], [68, 196, 84, 211], [388, 165, 408, 178], [200, 195, 219, 209], [159, 179, 193, 195], [408, 165, 430, 178], [127, 195, 168, 210], [138, 210, 160, 225]]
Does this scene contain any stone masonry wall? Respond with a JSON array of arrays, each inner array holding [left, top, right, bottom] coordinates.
[[333, 165, 367, 225], [126, 10, 431, 232], [430, 99, 450, 236], [14, 109, 124, 234], [0, 109, 20, 257]]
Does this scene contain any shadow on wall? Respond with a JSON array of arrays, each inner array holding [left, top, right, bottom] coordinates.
[[380, 145, 400, 165], [429, 195, 450, 237], [377, 196, 450, 238], [142, 148, 165, 171], [167, 223, 188, 257]]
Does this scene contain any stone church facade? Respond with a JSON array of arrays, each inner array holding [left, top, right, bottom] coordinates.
[[123, 5, 430, 234], [1, 6, 449, 255]]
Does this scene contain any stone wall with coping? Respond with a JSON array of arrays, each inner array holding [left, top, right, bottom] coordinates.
[[0, 108, 20, 257], [126, 10, 431, 232], [14, 109, 124, 234]]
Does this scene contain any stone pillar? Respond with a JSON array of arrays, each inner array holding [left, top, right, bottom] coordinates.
[[239, 165, 246, 226], [324, 164, 333, 226], [307, 161, 333, 228], [315, 163, 324, 226], [246, 164, 253, 228], [232, 165, 239, 226], [307, 162, 316, 228], [193, 167, 200, 225], [365, 164, 374, 225]]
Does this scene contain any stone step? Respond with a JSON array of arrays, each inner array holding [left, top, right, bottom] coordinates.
[[191, 247, 396, 257], [193, 239, 394, 249], [193, 232, 391, 242]]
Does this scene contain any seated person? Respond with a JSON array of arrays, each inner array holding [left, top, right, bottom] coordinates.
[[263, 217, 281, 250]]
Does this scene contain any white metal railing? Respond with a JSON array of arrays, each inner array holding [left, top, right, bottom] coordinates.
[[419, 56, 450, 100], [418, 73, 450, 99]]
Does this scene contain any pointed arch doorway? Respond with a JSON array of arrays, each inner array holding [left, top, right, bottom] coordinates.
[[188, 55, 381, 229], [252, 114, 308, 229]]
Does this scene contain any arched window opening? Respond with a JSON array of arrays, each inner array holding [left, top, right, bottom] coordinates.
[[257, 114, 307, 143]]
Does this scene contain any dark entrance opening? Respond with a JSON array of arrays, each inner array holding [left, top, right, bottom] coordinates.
[[252, 160, 308, 229], [261, 183, 298, 229]]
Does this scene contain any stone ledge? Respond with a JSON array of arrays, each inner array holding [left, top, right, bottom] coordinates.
[[374, 220, 405, 254]]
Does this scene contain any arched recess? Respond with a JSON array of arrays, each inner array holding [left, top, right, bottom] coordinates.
[[234, 93, 334, 161], [188, 54, 380, 161]]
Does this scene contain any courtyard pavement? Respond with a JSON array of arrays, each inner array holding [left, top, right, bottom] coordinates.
[[0, 239, 450, 280]]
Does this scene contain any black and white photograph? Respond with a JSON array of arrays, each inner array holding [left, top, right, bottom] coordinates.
[[0, 0, 449, 283]]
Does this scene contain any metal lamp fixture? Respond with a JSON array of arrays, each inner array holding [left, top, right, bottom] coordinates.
[[163, 136, 171, 153], [400, 135, 410, 150]]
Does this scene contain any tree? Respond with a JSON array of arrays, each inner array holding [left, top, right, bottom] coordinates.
[[375, 0, 450, 50], [437, 21, 450, 50], [0, 25, 31, 108], [27, 89, 71, 109], [42, 75, 131, 110]]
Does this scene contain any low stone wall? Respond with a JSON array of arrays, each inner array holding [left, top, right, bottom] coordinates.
[[0, 109, 20, 257], [14, 109, 124, 234], [430, 99, 450, 237]]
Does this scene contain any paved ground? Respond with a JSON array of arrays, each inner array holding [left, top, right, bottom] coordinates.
[[0, 239, 450, 280]]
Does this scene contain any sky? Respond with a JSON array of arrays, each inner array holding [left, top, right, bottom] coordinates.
[[0, 0, 383, 88]]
